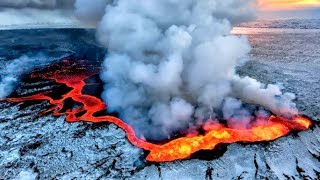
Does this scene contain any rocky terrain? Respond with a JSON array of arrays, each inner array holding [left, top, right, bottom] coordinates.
[[0, 29, 319, 179]]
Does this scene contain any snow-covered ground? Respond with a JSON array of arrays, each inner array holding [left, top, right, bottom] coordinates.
[[0, 28, 319, 179], [239, 19, 320, 29]]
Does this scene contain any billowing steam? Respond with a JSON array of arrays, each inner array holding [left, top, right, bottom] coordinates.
[[74, 0, 298, 139], [74, 0, 109, 24], [0, 53, 56, 98]]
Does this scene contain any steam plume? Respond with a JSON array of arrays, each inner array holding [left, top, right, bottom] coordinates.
[[74, 0, 110, 24], [75, 0, 297, 139], [0, 53, 57, 98]]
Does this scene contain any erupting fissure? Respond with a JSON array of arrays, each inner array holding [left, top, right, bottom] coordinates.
[[2, 61, 312, 162]]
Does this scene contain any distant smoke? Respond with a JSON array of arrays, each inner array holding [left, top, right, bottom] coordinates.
[[0, 0, 81, 29], [0, 53, 54, 98], [75, 0, 298, 139], [74, 0, 110, 24]]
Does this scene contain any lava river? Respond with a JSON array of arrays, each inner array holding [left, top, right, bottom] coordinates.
[[1, 61, 313, 162]]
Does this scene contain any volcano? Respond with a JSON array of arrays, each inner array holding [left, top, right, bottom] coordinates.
[[0, 29, 319, 179], [2, 60, 312, 162]]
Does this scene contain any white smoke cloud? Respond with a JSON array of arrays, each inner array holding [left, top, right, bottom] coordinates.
[[0, 53, 54, 98], [74, 0, 110, 24], [222, 97, 252, 129], [232, 75, 297, 117], [75, 0, 298, 139]]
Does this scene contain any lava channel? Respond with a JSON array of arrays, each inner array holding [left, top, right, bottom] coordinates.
[[1, 60, 313, 162]]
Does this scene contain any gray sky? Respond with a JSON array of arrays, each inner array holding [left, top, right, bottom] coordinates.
[[0, 0, 84, 29], [0, 0, 74, 9], [0, 1, 319, 29]]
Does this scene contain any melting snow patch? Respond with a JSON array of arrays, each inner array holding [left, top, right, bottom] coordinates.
[[15, 170, 37, 180]]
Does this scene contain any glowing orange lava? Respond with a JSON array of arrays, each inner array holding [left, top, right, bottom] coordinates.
[[1, 61, 312, 162]]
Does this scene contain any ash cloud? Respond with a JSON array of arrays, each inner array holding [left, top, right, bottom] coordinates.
[[74, 0, 298, 139]]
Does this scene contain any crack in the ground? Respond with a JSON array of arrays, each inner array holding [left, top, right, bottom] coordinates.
[[205, 163, 213, 180]]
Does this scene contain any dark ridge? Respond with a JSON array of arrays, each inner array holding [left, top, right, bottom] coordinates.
[[58, 97, 83, 113], [238, 141, 272, 147], [296, 158, 307, 179], [19, 141, 43, 156], [19, 79, 55, 88], [73, 128, 87, 139], [291, 132, 300, 138], [93, 110, 120, 118], [205, 164, 213, 180], [190, 143, 228, 161], [85, 122, 110, 130], [254, 154, 259, 178], [45, 84, 73, 100], [156, 164, 162, 178], [0, 28, 106, 64], [92, 109, 109, 117], [17, 101, 50, 110], [83, 74, 104, 98], [75, 110, 87, 118], [308, 150, 320, 161], [9, 79, 55, 98]]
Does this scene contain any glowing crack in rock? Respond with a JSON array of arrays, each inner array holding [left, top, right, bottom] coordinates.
[[1, 61, 312, 162]]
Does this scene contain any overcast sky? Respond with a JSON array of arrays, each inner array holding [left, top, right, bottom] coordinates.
[[0, 0, 74, 9], [0, 0, 319, 29], [0, 0, 83, 29]]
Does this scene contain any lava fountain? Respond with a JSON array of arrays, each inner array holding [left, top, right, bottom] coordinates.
[[1, 60, 312, 162]]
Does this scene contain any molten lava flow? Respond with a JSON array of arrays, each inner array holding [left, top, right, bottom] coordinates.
[[1, 61, 313, 162]]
